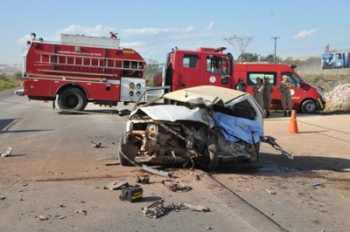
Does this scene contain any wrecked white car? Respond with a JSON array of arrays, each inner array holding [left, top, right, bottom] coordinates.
[[118, 85, 292, 171]]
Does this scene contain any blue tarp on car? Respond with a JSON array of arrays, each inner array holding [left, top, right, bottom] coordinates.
[[214, 112, 264, 144]]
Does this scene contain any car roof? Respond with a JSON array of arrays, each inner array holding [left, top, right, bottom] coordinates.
[[163, 85, 246, 104]]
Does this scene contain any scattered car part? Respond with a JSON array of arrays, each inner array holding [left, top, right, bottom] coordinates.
[[91, 141, 102, 148], [142, 199, 166, 219], [161, 180, 191, 192], [179, 203, 210, 212], [1, 147, 12, 157], [105, 180, 129, 190], [136, 175, 150, 184], [119, 185, 143, 202]]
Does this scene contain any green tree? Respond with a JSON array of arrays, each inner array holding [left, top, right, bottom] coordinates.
[[261, 54, 277, 63], [238, 53, 259, 62], [145, 58, 161, 85]]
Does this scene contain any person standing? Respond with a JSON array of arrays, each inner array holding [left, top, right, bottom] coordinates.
[[234, 77, 247, 92], [253, 78, 264, 111], [278, 75, 293, 117], [263, 77, 274, 117]]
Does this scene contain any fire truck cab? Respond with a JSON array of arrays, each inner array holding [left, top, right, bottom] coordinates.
[[16, 34, 146, 111], [155, 47, 234, 92]]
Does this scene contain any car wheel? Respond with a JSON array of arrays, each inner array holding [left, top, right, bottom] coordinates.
[[58, 88, 87, 111], [250, 142, 260, 162], [118, 135, 133, 166], [301, 99, 316, 114], [207, 142, 219, 172]]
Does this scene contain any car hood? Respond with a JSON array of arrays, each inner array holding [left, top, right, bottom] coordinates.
[[132, 105, 215, 127], [162, 85, 263, 124], [163, 85, 246, 105]]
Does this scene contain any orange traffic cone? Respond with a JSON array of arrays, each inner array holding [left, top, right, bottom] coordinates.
[[288, 109, 299, 134]]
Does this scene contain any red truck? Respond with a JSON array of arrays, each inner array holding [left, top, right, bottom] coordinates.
[[154, 47, 325, 114], [16, 34, 146, 111], [17, 33, 325, 114]]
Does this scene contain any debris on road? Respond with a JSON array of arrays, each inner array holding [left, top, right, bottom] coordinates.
[[180, 203, 210, 212], [193, 173, 201, 181], [75, 209, 87, 215], [56, 215, 67, 220], [36, 215, 49, 221], [266, 188, 276, 195], [136, 174, 150, 184], [0, 196, 6, 200], [311, 181, 324, 188], [161, 180, 191, 192], [1, 147, 12, 157], [119, 185, 143, 202], [91, 141, 102, 148], [142, 199, 166, 219], [141, 199, 211, 219], [104, 180, 129, 190]]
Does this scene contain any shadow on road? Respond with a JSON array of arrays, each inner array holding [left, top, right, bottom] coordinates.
[[216, 152, 350, 175]]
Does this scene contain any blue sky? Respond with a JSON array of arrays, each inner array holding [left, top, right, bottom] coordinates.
[[1, 0, 350, 65]]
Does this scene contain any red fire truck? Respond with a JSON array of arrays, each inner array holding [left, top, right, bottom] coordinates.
[[154, 47, 325, 114], [16, 34, 146, 111]]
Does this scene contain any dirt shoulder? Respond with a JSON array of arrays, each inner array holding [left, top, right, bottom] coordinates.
[[213, 112, 350, 232]]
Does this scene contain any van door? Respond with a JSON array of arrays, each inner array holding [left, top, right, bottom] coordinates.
[[246, 71, 278, 106]]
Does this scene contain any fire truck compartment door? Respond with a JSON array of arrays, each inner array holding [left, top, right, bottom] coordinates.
[[120, 77, 146, 102]]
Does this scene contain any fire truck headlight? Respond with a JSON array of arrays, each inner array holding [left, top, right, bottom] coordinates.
[[136, 83, 141, 89], [129, 83, 135, 90], [129, 91, 134, 96], [136, 91, 141, 96]]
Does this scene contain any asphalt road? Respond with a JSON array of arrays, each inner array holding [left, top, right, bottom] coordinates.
[[0, 89, 286, 232], [1, 89, 350, 232]]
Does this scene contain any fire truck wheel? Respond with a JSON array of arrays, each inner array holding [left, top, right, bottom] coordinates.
[[58, 88, 87, 111], [301, 99, 316, 114]]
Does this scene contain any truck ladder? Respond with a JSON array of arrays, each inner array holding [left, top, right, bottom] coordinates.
[[34, 51, 144, 77]]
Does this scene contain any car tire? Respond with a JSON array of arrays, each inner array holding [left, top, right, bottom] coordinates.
[[301, 99, 316, 114], [207, 142, 219, 172], [58, 88, 87, 111], [118, 135, 132, 166], [250, 142, 260, 162]]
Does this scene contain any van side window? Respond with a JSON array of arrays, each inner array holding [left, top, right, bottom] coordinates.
[[247, 72, 276, 86], [281, 72, 300, 87], [183, 55, 198, 68]]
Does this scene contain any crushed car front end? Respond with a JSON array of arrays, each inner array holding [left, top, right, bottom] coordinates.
[[118, 85, 292, 171]]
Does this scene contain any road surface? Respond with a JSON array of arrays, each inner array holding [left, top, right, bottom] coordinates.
[[1, 89, 350, 231]]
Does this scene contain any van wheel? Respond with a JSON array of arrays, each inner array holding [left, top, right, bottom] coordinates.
[[58, 88, 87, 111], [301, 100, 316, 114]]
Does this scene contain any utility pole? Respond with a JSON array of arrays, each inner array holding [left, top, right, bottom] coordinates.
[[271, 36, 279, 63]]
